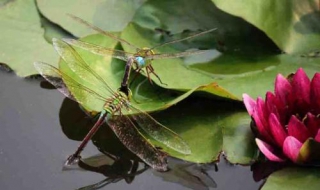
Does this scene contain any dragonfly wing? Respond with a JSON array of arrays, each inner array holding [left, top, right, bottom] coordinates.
[[106, 114, 168, 171], [63, 39, 135, 62], [145, 50, 208, 60], [150, 28, 217, 50], [34, 61, 75, 100], [34, 62, 107, 108], [52, 38, 115, 98], [128, 106, 191, 155], [68, 15, 140, 50]]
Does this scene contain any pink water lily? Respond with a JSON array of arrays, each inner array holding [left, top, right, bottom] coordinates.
[[243, 68, 320, 163]]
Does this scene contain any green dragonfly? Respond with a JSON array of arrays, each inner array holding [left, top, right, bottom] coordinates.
[[34, 39, 191, 171], [65, 15, 216, 94]]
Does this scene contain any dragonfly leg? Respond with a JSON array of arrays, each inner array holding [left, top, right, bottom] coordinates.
[[148, 65, 167, 86], [145, 66, 153, 85], [64, 112, 107, 167]]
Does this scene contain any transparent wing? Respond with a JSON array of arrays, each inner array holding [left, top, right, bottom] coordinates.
[[150, 28, 217, 50], [63, 38, 135, 61], [52, 38, 115, 97], [68, 14, 140, 50], [34, 62, 107, 108], [106, 114, 168, 171], [145, 49, 209, 60], [128, 106, 191, 155]]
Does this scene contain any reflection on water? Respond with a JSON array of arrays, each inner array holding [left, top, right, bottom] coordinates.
[[72, 153, 218, 190], [76, 154, 147, 190], [153, 157, 218, 190]]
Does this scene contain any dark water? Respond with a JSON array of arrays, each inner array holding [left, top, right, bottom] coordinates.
[[0, 71, 262, 190]]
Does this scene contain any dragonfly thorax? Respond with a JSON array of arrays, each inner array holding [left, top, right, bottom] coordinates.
[[134, 48, 155, 68], [104, 91, 130, 114]]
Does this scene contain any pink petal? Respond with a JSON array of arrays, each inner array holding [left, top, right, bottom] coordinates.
[[252, 98, 273, 143], [288, 115, 311, 143], [265, 92, 282, 124], [255, 138, 286, 162], [242, 94, 256, 116], [256, 98, 268, 127], [310, 73, 320, 114], [314, 129, 320, 142], [304, 113, 320, 136], [283, 136, 303, 163], [252, 110, 273, 142], [274, 74, 292, 108], [291, 68, 310, 114], [268, 113, 287, 147]]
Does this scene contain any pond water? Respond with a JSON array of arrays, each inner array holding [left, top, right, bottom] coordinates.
[[0, 70, 262, 190]]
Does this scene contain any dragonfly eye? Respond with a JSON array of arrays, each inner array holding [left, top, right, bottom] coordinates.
[[135, 56, 145, 68]]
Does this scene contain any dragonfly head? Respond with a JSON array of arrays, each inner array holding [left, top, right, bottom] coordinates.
[[135, 56, 146, 68]]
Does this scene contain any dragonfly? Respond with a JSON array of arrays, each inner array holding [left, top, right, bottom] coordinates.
[[34, 39, 191, 171], [65, 15, 217, 95]]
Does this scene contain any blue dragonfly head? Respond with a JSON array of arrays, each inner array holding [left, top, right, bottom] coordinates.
[[135, 56, 146, 68]]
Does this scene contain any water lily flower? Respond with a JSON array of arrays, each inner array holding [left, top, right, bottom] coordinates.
[[243, 68, 320, 164]]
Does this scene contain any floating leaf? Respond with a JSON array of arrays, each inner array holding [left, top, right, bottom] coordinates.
[[0, 0, 58, 76], [212, 0, 320, 54], [36, 0, 147, 36], [262, 167, 320, 190]]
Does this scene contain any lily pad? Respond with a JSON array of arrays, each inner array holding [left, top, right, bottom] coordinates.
[[119, 22, 320, 100], [212, 0, 320, 54], [119, 22, 238, 100], [132, 0, 250, 35], [262, 167, 320, 190], [0, 0, 58, 77], [148, 100, 256, 163], [207, 54, 320, 99], [36, 0, 147, 36], [59, 31, 238, 114]]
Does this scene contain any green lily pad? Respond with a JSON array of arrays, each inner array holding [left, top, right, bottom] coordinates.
[[207, 54, 320, 99], [262, 167, 320, 190], [120, 22, 320, 100], [58, 33, 225, 113], [119, 22, 238, 100], [212, 0, 320, 54], [132, 0, 250, 35], [36, 0, 146, 36], [0, 0, 58, 77]]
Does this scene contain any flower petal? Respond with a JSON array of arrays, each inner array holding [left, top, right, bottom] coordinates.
[[242, 94, 256, 116], [255, 138, 286, 162], [265, 92, 282, 124], [291, 68, 310, 114], [283, 136, 303, 163], [310, 73, 320, 114], [268, 113, 287, 147], [314, 129, 320, 142], [304, 113, 320, 136], [288, 115, 311, 143], [252, 98, 273, 143], [256, 97, 268, 125], [274, 74, 292, 109]]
